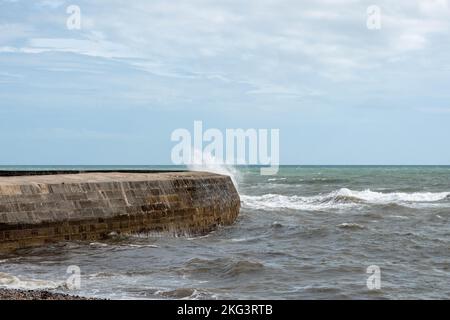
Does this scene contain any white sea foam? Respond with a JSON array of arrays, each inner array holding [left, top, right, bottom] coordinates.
[[0, 272, 64, 290], [390, 215, 409, 220], [241, 193, 352, 211], [89, 242, 109, 247], [335, 188, 450, 203], [241, 188, 450, 211]]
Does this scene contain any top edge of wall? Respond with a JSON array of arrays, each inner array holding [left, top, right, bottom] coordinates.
[[0, 170, 187, 177]]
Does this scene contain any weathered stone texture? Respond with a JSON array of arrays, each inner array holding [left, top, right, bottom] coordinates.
[[0, 171, 240, 251]]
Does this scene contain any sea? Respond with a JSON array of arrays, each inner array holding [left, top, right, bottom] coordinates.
[[0, 165, 449, 299]]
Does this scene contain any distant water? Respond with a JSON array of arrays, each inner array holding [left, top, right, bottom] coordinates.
[[1, 166, 449, 299]]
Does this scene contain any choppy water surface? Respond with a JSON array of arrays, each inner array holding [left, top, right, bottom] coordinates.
[[1, 166, 450, 299]]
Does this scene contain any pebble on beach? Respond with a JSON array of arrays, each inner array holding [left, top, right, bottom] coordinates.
[[0, 288, 97, 300]]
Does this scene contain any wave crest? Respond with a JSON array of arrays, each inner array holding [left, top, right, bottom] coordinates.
[[335, 188, 450, 203], [241, 188, 450, 211], [0, 272, 65, 290]]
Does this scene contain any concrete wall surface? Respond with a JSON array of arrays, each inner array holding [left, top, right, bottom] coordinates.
[[0, 171, 240, 251]]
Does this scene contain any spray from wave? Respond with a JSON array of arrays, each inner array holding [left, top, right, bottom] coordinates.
[[241, 188, 450, 211], [187, 148, 241, 192]]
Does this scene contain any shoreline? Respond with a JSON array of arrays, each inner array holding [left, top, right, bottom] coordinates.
[[0, 288, 98, 300]]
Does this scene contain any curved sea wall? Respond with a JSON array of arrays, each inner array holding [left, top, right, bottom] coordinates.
[[0, 171, 240, 251]]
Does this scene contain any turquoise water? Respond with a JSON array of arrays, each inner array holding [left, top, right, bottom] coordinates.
[[0, 166, 449, 299]]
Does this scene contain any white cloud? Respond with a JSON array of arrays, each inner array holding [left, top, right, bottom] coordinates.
[[1, 0, 450, 104], [0, 24, 33, 44], [418, 0, 449, 17], [27, 37, 140, 58], [395, 34, 427, 51], [37, 0, 65, 9]]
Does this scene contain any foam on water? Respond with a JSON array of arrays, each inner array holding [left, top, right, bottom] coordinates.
[[336, 188, 450, 203], [241, 193, 357, 211], [241, 188, 450, 211], [337, 223, 366, 229], [0, 272, 64, 290]]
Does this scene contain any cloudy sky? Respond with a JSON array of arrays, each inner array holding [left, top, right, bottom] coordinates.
[[1, 0, 449, 165]]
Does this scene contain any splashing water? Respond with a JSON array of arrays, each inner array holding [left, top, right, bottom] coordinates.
[[187, 149, 240, 192]]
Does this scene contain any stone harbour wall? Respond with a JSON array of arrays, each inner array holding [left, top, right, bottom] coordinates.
[[0, 171, 240, 251]]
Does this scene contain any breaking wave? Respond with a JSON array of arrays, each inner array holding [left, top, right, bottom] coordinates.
[[155, 287, 213, 299], [0, 272, 65, 290], [337, 223, 366, 230], [337, 189, 450, 203], [241, 188, 450, 211]]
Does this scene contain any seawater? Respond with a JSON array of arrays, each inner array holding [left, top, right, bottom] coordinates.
[[0, 166, 449, 299]]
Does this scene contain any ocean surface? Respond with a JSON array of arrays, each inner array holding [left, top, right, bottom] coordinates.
[[0, 166, 449, 299]]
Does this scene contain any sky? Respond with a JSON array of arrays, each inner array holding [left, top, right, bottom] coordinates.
[[0, 0, 449, 165]]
